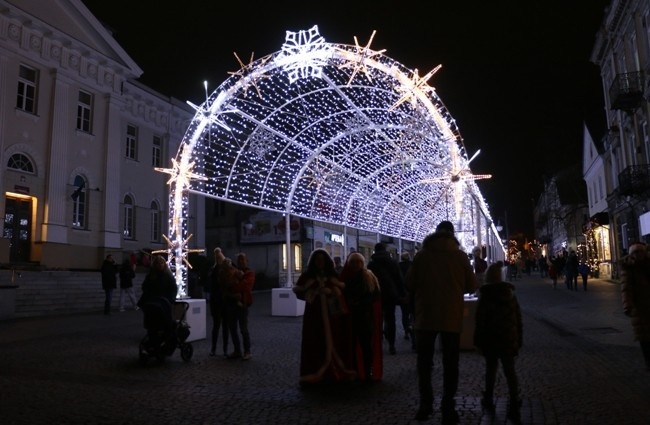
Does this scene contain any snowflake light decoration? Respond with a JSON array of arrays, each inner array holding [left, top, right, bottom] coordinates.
[[248, 128, 277, 160], [275, 25, 331, 83]]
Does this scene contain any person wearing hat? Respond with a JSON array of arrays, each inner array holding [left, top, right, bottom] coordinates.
[[406, 220, 477, 423], [620, 242, 650, 371]]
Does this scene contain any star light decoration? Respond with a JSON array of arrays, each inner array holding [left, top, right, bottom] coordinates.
[[389, 65, 442, 111], [155, 144, 207, 297], [227, 51, 271, 98], [163, 25, 502, 293], [422, 149, 492, 217], [338, 30, 386, 85]]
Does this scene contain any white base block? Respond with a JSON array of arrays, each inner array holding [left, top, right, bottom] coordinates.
[[272, 288, 305, 317], [460, 295, 478, 350], [180, 298, 206, 342]]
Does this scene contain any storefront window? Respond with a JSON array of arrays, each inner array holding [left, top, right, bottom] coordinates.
[[282, 243, 302, 271]]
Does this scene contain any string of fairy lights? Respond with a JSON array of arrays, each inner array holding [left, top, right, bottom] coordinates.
[[159, 25, 503, 295]]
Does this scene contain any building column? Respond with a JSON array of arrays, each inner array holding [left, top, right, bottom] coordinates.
[[41, 70, 70, 243], [100, 93, 122, 248]]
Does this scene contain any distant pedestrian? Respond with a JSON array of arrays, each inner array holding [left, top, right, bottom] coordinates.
[[565, 251, 579, 290], [539, 255, 548, 278], [620, 242, 650, 371], [406, 220, 477, 423], [474, 261, 522, 424], [472, 246, 488, 291], [578, 262, 590, 291], [399, 251, 415, 347], [100, 254, 118, 315], [118, 259, 138, 311], [208, 248, 233, 357], [368, 242, 406, 355], [334, 256, 344, 276], [224, 252, 255, 360], [548, 256, 559, 289]]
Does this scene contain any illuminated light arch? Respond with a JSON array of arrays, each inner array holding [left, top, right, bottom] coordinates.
[[163, 26, 501, 295]]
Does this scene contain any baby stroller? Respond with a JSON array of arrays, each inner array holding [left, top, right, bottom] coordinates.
[[138, 296, 194, 364]]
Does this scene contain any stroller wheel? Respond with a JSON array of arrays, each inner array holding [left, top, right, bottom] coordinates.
[[180, 343, 194, 362]]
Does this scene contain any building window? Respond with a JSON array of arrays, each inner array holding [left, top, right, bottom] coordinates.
[[152, 135, 162, 167], [7, 153, 34, 173], [150, 201, 161, 242], [72, 175, 86, 228], [123, 195, 135, 239], [76, 90, 93, 133], [126, 124, 138, 160], [16, 65, 38, 114]]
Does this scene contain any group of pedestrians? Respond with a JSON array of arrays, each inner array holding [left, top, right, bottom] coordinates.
[[291, 220, 524, 425], [546, 250, 590, 291], [207, 248, 255, 361], [99, 221, 527, 424]]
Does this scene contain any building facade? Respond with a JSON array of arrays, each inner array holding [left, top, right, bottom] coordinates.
[[589, 0, 650, 278], [0, 0, 201, 269]]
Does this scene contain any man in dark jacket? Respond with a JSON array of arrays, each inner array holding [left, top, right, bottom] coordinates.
[[368, 242, 405, 355], [406, 221, 476, 423], [100, 254, 118, 315]]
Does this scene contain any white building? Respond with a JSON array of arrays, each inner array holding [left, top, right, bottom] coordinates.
[[0, 0, 201, 269]]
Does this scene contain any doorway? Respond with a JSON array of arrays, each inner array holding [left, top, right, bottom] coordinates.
[[3, 196, 32, 262]]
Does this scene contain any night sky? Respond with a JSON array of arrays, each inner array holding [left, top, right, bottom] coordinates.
[[80, 0, 611, 239]]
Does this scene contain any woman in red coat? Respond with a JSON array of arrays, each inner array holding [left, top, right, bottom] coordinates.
[[293, 249, 356, 385]]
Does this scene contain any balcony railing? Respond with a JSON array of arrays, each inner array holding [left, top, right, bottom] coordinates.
[[618, 164, 650, 196], [609, 71, 645, 110]]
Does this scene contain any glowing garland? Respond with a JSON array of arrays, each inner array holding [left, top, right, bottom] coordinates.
[[160, 25, 503, 295]]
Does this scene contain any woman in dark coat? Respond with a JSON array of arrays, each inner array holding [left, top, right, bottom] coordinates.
[[140, 255, 177, 305], [474, 261, 523, 424]]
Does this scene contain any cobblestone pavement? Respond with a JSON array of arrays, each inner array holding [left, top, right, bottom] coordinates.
[[1, 274, 649, 425]]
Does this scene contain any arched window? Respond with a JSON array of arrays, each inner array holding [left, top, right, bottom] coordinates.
[[123, 195, 135, 239], [7, 153, 34, 173], [150, 200, 161, 242], [72, 175, 86, 228]]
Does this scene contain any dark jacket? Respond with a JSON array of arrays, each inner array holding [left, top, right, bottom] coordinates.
[[141, 269, 177, 305], [101, 259, 117, 290], [119, 263, 135, 289], [474, 281, 523, 356], [406, 232, 476, 332], [368, 250, 405, 305]]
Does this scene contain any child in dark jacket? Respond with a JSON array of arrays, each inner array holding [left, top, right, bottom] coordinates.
[[474, 261, 523, 424]]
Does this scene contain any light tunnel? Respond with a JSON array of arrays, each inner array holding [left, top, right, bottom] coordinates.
[[160, 26, 501, 295]]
